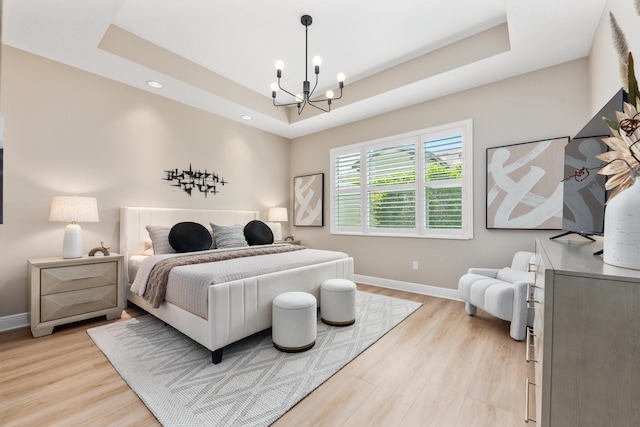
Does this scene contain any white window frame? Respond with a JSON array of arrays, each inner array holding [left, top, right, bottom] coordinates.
[[330, 119, 473, 239]]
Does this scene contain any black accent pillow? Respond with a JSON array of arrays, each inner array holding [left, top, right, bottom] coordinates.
[[244, 220, 274, 246], [168, 222, 213, 253]]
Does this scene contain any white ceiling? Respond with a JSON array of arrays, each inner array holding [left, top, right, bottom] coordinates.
[[2, 0, 608, 139]]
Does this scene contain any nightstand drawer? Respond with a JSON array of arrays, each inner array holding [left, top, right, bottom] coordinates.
[[41, 261, 118, 295], [41, 284, 117, 322]]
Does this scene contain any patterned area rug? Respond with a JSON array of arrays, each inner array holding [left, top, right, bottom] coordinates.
[[88, 291, 421, 426]]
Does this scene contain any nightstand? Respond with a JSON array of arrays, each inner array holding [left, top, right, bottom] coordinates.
[[28, 254, 124, 337], [275, 240, 301, 245]]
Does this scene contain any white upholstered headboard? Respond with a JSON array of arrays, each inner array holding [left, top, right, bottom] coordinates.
[[119, 207, 260, 283]]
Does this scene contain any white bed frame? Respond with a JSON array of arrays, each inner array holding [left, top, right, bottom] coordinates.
[[119, 207, 354, 363]]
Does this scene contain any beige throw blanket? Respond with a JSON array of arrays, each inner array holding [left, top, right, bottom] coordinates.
[[143, 245, 305, 308]]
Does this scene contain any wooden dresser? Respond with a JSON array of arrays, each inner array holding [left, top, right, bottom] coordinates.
[[526, 239, 640, 426], [28, 254, 124, 337]]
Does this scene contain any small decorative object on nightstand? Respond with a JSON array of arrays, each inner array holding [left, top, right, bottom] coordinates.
[[89, 241, 111, 256], [28, 253, 124, 337]]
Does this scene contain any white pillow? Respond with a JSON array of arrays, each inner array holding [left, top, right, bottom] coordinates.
[[210, 223, 248, 249]]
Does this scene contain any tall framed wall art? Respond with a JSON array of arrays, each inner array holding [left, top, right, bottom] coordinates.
[[293, 173, 324, 227]]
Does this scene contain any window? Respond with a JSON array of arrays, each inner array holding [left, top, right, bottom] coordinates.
[[330, 119, 473, 239]]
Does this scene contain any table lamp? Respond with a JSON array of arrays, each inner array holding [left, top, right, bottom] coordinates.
[[49, 196, 99, 258], [268, 207, 288, 241]]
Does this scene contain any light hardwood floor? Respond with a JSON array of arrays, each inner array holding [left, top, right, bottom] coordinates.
[[0, 285, 532, 426]]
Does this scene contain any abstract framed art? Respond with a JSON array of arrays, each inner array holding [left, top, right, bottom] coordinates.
[[293, 173, 324, 227], [486, 136, 569, 229]]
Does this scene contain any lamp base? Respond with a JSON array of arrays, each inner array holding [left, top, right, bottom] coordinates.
[[268, 222, 283, 241], [62, 223, 83, 259]]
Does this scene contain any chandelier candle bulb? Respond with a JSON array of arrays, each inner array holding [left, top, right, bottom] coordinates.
[[313, 56, 321, 73]]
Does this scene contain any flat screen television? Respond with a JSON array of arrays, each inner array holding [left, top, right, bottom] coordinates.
[[558, 89, 626, 238]]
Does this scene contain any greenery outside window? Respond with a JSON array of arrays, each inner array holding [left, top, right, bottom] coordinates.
[[330, 119, 473, 239]]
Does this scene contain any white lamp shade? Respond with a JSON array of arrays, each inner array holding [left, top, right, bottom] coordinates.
[[49, 196, 99, 223], [50, 196, 99, 259], [268, 207, 288, 222]]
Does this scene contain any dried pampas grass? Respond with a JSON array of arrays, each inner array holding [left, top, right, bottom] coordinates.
[[610, 12, 629, 89]]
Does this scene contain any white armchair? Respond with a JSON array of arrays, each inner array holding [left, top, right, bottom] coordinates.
[[458, 251, 535, 341]]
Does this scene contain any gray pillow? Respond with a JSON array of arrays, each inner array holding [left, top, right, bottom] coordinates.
[[210, 223, 248, 249], [145, 225, 176, 255]]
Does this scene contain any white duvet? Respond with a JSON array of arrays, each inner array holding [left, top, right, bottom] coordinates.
[[130, 245, 349, 319]]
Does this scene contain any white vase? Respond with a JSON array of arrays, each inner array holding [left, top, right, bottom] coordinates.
[[603, 178, 640, 270]]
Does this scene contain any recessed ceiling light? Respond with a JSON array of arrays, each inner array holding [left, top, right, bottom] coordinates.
[[146, 80, 164, 89], [241, 115, 252, 120]]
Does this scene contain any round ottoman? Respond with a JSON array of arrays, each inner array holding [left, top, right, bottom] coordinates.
[[272, 291, 317, 352], [320, 279, 356, 326]]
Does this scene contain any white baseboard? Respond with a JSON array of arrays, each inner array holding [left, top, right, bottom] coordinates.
[[0, 312, 29, 333], [355, 274, 462, 301]]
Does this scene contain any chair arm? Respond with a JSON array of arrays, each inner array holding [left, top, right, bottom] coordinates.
[[513, 280, 535, 307], [511, 280, 534, 340], [467, 268, 499, 277]]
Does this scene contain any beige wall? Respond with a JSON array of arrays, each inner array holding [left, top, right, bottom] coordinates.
[[290, 59, 591, 291], [0, 46, 596, 320], [0, 46, 290, 317], [590, 0, 640, 113]]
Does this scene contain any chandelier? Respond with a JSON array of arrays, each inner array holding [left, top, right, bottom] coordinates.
[[270, 15, 345, 115]]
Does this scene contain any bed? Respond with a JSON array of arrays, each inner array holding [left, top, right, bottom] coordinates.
[[119, 207, 354, 363]]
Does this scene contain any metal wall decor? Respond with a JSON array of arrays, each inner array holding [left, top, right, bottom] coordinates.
[[163, 164, 228, 197]]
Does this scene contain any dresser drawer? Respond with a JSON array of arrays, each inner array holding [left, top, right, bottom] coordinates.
[[41, 261, 118, 295], [41, 284, 117, 322]]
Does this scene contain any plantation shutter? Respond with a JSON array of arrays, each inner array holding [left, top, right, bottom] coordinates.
[[334, 151, 362, 228], [367, 141, 416, 229], [330, 119, 472, 239], [424, 134, 463, 229]]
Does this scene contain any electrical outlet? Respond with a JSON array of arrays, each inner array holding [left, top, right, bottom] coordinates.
[[412, 261, 419, 270]]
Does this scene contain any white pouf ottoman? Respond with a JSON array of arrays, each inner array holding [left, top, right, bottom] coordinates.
[[320, 279, 356, 326], [272, 291, 317, 352]]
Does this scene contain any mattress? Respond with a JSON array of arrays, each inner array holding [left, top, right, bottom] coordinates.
[[130, 246, 349, 319], [128, 255, 147, 283]]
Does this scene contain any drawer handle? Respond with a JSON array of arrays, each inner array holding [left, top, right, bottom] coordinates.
[[527, 299, 540, 309], [525, 327, 538, 363], [525, 378, 537, 423], [525, 283, 540, 303], [69, 276, 98, 281]]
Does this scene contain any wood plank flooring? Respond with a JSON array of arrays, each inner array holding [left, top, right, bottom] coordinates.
[[0, 285, 532, 426]]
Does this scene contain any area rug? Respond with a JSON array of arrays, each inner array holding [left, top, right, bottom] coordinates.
[[87, 291, 421, 426]]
